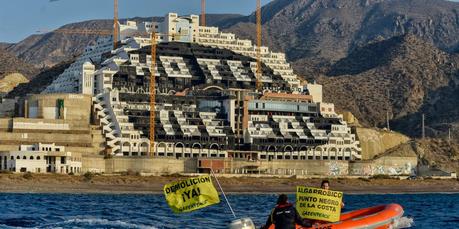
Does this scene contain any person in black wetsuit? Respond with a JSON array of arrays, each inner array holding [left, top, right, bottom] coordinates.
[[261, 194, 311, 229]]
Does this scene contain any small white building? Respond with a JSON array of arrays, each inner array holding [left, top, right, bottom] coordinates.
[[0, 143, 82, 174]]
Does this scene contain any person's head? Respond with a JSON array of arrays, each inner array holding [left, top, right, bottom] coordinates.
[[277, 194, 288, 205], [321, 180, 330, 190]]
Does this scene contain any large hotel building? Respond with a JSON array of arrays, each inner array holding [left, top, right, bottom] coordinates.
[[42, 13, 361, 162]]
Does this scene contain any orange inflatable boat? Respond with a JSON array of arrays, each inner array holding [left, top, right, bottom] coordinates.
[[269, 203, 404, 229]]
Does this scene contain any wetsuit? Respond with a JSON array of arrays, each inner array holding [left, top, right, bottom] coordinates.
[[262, 203, 310, 229]]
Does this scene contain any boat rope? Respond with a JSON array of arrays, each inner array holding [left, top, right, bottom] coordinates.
[[210, 168, 237, 219]]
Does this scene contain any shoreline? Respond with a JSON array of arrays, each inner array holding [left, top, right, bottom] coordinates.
[[2, 191, 459, 195], [0, 173, 458, 195]]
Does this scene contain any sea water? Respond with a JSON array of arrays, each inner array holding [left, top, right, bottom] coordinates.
[[0, 193, 457, 228]]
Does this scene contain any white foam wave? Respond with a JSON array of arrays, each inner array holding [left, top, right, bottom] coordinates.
[[46, 218, 157, 229], [393, 216, 414, 228]]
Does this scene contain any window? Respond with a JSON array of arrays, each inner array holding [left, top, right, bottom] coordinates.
[[30, 156, 34, 160], [23, 156, 26, 159], [37, 156, 41, 160]]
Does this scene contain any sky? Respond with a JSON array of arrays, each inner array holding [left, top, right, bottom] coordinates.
[[0, 0, 273, 43]]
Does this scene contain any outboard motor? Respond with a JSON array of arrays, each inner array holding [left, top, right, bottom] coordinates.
[[228, 218, 256, 229]]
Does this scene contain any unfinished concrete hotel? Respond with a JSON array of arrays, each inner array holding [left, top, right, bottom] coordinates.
[[43, 13, 361, 161]]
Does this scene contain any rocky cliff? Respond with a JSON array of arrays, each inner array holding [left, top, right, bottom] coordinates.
[[319, 34, 459, 140], [356, 127, 411, 160], [0, 73, 29, 94]]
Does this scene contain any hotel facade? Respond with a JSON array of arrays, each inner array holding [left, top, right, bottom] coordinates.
[[42, 13, 361, 162]]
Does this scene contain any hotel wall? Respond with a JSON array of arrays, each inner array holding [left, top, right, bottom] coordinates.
[[82, 156, 197, 174], [349, 156, 418, 176], [21, 94, 92, 122]]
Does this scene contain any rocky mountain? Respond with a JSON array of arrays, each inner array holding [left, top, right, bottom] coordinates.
[[318, 34, 459, 139], [0, 49, 38, 80], [415, 138, 459, 174], [4, 14, 243, 68], [0, 43, 11, 50], [220, 0, 459, 76], [5, 0, 459, 74], [6, 59, 73, 98], [6, 20, 113, 68]]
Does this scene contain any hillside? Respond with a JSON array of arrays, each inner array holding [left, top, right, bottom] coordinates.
[[6, 20, 113, 68], [0, 49, 38, 80], [4, 14, 243, 68], [318, 34, 459, 139], [0, 73, 29, 94], [6, 59, 73, 98], [5, 0, 459, 75], [385, 139, 459, 174], [415, 138, 459, 174], [0, 43, 11, 50], [221, 0, 459, 76]]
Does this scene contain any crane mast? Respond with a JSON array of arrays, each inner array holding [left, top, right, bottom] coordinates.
[[113, 0, 119, 49], [201, 0, 206, 26], [256, 0, 262, 91], [149, 30, 157, 157]]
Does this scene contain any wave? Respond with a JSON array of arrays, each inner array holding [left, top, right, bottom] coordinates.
[[0, 224, 34, 229], [393, 216, 414, 228], [43, 218, 157, 229]]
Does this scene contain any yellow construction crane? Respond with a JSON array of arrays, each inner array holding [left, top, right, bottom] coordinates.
[[45, 0, 212, 158], [42, 0, 204, 158], [256, 0, 262, 91], [114, 0, 119, 49], [148, 32, 189, 157], [149, 30, 157, 157], [148, 31, 187, 158], [201, 0, 206, 26], [50, 27, 181, 158]]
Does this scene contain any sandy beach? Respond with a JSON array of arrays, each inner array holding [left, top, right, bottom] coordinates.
[[0, 173, 458, 194]]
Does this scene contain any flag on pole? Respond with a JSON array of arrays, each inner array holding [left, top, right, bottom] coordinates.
[[163, 175, 220, 213]]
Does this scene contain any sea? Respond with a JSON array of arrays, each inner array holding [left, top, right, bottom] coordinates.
[[0, 193, 457, 229]]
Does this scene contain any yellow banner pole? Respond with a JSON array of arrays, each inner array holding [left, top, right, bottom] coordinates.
[[210, 168, 237, 218]]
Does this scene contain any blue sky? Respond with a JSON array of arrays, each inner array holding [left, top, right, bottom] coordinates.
[[0, 0, 273, 43]]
